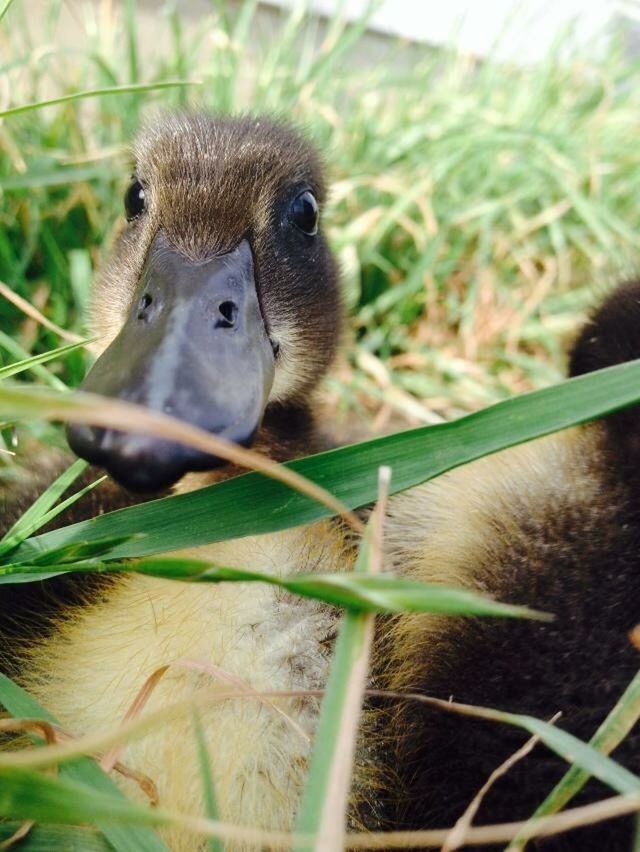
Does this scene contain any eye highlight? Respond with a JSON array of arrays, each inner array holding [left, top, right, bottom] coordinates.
[[124, 179, 146, 221], [289, 190, 318, 236]]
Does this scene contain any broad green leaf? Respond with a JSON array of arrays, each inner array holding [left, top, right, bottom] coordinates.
[[5, 358, 640, 567], [0, 382, 355, 526], [0, 674, 169, 852]]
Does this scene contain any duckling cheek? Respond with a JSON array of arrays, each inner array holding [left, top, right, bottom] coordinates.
[[67, 236, 275, 492]]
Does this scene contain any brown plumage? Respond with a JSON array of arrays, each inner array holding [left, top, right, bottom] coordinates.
[[91, 113, 341, 409], [2, 113, 640, 851]]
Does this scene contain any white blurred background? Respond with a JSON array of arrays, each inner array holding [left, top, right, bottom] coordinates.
[[266, 0, 639, 62]]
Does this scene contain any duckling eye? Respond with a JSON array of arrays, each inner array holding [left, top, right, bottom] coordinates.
[[289, 190, 318, 236], [124, 180, 146, 221]]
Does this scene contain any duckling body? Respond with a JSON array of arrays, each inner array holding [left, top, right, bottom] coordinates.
[[22, 525, 348, 844], [3, 114, 640, 850]]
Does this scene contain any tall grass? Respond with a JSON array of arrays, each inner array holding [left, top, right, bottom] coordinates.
[[2, 1, 640, 428], [2, 1, 640, 850]]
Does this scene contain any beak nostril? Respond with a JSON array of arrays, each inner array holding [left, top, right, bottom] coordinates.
[[137, 292, 153, 321], [216, 300, 238, 329]]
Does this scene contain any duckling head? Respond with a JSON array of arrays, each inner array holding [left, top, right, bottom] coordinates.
[[67, 113, 342, 491]]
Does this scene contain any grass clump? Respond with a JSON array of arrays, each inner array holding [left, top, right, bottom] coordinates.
[[1, 2, 640, 427]]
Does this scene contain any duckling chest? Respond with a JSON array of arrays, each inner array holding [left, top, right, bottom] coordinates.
[[24, 523, 350, 837]]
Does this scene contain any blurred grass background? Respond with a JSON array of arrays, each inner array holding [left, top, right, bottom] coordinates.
[[1, 0, 640, 437]]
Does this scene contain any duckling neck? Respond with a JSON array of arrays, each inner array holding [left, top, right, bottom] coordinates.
[[255, 401, 334, 460]]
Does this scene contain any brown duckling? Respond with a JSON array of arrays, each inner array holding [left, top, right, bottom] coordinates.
[[3, 113, 640, 851]]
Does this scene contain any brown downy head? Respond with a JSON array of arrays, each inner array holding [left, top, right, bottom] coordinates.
[[67, 113, 343, 491]]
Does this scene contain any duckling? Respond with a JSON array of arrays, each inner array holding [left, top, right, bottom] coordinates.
[[2, 113, 640, 851], [4, 114, 355, 847]]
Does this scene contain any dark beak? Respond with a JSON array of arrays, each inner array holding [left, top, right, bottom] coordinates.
[[67, 235, 275, 492]]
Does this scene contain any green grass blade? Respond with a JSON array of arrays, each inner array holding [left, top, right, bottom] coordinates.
[[16, 534, 142, 566], [0, 767, 169, 829], [294, 613, 368, 850], [0, 674, 169, 851], [121, 558, 548, 618], [0, 458, 88, 557], [6, 357, 640, 565], [0, 472, 108, 560], [0, 339, 88, 380], [0, 332, 67, 390], [419, 694, 640, 800], [501, 714, 640, 796], [0, 81, 200, 118], [192, 712, 222, 852], [124, 0, 139, 84], [294, 500, 377, 850], [507, 667, 640, 850], [231, 0, 259, 45], [0, 557, 546, 618], [20, 475, 108, 540], [0, 0, 15, 24], [301, 1, 379, 89], [0, 165, 117, 191]]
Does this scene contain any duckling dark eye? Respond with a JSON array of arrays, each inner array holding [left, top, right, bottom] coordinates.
[[124, 180, 146, 221], [289, 190, 318, 236]]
